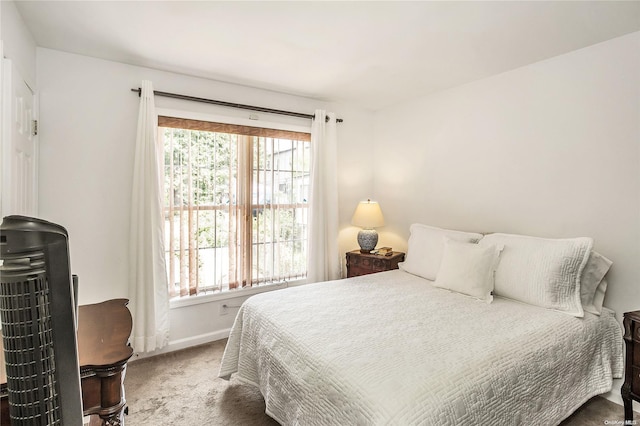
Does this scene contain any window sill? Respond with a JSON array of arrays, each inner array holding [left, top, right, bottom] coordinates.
[[169, 278, 307, 309]]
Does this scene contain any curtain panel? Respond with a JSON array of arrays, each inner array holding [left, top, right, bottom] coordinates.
[[129, 80, 170, 353], [307, 110, 340, 282]]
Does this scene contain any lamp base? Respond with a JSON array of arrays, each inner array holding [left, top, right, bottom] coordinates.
[[357, 229, 378, 253]]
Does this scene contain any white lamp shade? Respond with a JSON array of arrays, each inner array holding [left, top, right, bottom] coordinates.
[[351, 200, 384, 228]]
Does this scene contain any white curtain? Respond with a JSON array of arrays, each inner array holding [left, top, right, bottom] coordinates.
[[307, 110, 341, 282], [129, 80, 170, 353]]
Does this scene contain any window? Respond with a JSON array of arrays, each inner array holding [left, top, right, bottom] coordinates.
[[158, 116, 311, 298]]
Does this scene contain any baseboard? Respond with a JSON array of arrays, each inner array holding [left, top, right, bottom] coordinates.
[[130, 328, 231, 361]]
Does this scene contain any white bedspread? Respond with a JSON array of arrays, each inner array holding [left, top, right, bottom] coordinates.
[[219, 270, 623, 425]]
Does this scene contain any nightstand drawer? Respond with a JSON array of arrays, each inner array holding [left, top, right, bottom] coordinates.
[[348, 265, 369, 276], [355, 257, 372, 267], [635, 321, 640, 366], [623, 310, 640, 422], [345, 251, 405, 278], [372, 259, 388, 271]]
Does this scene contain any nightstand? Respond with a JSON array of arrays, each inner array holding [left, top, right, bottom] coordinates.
[[622, 310, 640, 423], [345, 250, 405, 278]]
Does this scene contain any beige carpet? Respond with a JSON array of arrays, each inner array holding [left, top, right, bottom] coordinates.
[[124, 339, 635, 425]]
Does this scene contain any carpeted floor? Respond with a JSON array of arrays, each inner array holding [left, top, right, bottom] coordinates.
[[124, 339, 635, 425]]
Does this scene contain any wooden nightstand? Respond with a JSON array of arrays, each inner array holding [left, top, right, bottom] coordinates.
[[623, 310, 640, 423], [0, 299, 132, 425], [345, 250, 405, 278]]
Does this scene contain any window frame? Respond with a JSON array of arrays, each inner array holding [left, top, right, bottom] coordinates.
[[157, 108, 312, 304]]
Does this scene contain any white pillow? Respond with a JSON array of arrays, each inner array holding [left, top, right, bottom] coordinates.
[[398, 224, 483, 281], [580, 251, 612, 315], [479, 233, 593, 317], [591, 278, 609, 315], [433, 239, 501, 303]]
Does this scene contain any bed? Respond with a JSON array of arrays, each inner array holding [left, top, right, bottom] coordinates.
[[219, 225, 624, 425]]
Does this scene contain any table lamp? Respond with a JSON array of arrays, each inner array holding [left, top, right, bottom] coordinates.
[[351, 199, 385, 253]]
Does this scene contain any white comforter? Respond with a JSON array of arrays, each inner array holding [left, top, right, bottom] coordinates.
[[219, 270, 623, 425]]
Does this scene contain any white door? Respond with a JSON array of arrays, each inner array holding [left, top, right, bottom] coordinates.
[[1, 58, 38, 218]]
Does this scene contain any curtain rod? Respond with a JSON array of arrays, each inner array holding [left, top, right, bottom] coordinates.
[[130, 88, 343, 123]]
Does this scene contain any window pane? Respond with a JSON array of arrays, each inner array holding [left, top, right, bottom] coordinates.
[[161, 121, 309, 297]]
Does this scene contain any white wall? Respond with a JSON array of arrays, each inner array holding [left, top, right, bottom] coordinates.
[[373, 31, 640, 406], [1, 0, 37, 219], [0, 0, 36, 88], [36, 47, 374, 353]]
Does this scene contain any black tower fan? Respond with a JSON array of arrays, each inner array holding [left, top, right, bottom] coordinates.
[[0, 215, 83, 425]]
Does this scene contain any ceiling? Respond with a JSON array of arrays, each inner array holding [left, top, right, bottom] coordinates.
[[14, 1, 640, 111]]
